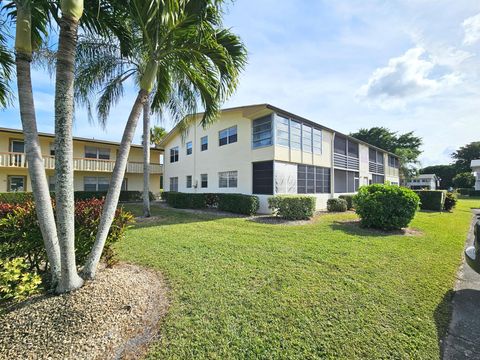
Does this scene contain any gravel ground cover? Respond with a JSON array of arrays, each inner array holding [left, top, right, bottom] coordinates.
[[0, 263, 168, 360]]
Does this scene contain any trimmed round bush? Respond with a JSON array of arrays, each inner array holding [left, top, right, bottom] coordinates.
[[353, 184, 420, 230], [268, 195, 316, 220], [339, 195, 354, 210], [327, 198, 347, 212]]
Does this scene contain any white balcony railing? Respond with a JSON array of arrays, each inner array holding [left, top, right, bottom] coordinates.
[[0, 152, 162, 174]]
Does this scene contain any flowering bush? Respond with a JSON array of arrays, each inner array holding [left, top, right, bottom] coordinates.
[[0, 198, 134, 275]]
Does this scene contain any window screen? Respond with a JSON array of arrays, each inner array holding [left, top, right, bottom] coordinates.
[[252, 161, 273, 195]]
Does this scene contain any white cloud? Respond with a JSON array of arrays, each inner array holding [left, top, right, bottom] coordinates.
[[463, 13, 480, 45], [357, 47, 461, 108]]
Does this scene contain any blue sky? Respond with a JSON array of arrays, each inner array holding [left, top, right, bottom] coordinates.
[[2, 0, 480, 166]]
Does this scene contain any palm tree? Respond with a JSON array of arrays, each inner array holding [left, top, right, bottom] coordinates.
[[10, 0, 62, 285], [150, 125, 167, 147], [80, 0, 247, 279], [3, 0, 135, 292], [0, 18, 14, 108]]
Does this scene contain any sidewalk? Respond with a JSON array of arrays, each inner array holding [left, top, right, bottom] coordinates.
[[443, 210, 480, 359]]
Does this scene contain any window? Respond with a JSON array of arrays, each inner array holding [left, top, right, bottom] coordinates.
[[252, 161, 273, 195], [186, 175, 192, 188], [298, 165, 330, 194], [347, 141, 359, 158], [301, 125, 313, 153], [10, 140, 24, 153], [169, 177, 178, 192], [313, 128, 322, 154], [252, 116, 272, 148], [334, 135, 347, 155], [290, 120, 301, 149], [186, 141, 192, 155], [201, 174, 208, 188], [8, 176, 26, 192], [219, 126, 237, 146], [372, 174, 384, 184], [369, 148, 384, 164], [315, 167, 330, 193], [49, 143, 55, 156], [85, 146, 110, 160], [170, 147, 179, 163], [276, 116, 290, 147], [334, 169, 359, 193], [388, 155, 399, 168], [201, 136, 208, 151], [49, 176, 55, 191], [84, 176, 110, 191], [219, 171, 238, 188]]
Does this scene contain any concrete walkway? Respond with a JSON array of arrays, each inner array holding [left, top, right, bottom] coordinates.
[[443, 210, 480, 359]]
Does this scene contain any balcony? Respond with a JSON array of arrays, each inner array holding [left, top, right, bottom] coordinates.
[[333, 153, 359, 171], [368, 161, 385, 174], [0, 152, 162, 174]]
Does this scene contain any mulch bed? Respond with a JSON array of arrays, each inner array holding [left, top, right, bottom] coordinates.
[[0, 263, 169, 360]]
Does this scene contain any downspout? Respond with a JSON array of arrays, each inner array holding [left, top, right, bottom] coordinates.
[[330, 132, 335, 197]]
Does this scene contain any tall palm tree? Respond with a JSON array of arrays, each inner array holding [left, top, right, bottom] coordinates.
[[11, 0, 62, 285], [81, 0, 247, 279], [0, 18, 14, 108], [3, 0, 136, 292]]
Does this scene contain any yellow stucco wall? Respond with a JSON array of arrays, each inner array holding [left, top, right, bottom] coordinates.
[[0, 129, 162, 194]]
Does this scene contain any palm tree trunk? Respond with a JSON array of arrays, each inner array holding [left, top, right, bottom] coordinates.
[[143, 99, 151, 217], [14, 2, 61, 285], [83, 89, 149, 279], [54, 15, 83, 293]]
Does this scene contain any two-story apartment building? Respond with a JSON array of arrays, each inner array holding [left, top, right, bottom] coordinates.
[[160, 104, 400, 213], [406, 174, 440, 190], [472, 160, 480, 191], [0, 127, 163, 195]]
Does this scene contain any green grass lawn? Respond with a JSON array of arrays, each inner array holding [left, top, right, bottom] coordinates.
[[118, 199, 480, 359]]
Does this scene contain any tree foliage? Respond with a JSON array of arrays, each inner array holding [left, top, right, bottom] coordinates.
[[150, 125, 167, 146], [420, 164, 456, 189], [452, 142, 480, 173], [350, 127, 422, 180], [453, 172, 475, 189]]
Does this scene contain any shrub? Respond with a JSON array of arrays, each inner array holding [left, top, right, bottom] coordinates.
[[217, 194, 259, 215], [353, 184, 420, 230], [160, 191, 168, 201], [165, 192, 206, 209], [339, 195, 354, 210], [268, 195, 316, 220], [328, 198, 348, 212], [0, 199, 134, 275], [444, 192, 458, 212], [413, 190, 446, 211], [204, 193, 219, 208], [0, 257, 41, 302], [0, 191, 155, 204], [457, 188, 480, 197], [0, 192, 34, 204]]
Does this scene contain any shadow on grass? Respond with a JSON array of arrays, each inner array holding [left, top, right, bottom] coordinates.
[[126, 205, 244, 229], [434, 289, 455, 359], [329, 220, 423, 238]]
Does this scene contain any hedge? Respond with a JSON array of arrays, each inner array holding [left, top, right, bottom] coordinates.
[[165, 192, 206, 209], [457, 188, 480, 197], [327, 198, 347, 212], [165, 192, 259, 215], [268, 195, 316, 220], [217, 194, 259, 215], [413, 190, 446, 211], [353, 184, 420, 230], [444, 192, 458, 211], [0, 191, 155, 204]]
